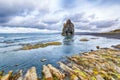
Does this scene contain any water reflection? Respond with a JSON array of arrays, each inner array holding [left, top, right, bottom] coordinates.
[[63, 36, 74, 45], [62, 36, 74, 54]]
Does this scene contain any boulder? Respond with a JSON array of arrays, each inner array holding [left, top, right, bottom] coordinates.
[[47, 64, 65, 79], [1, 70, 13, 80], [12, 70, 23, 80], [41, 58, 47, 62], [24, 67, 38, 80], [62, 19, 74, 36], [80, 38, 89, 42], [42, 65, 53, 80]]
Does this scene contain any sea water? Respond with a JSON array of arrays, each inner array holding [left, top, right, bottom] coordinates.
[[0, 33, 120, 76]]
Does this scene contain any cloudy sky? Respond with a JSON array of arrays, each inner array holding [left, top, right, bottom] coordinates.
[[0, 0, 120, 33]]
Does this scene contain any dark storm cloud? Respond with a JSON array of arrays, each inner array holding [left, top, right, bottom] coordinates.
[[67, 13, 91, 23], [2, 20, 47, 29], [0, 16, 11, 23], [0, 1, 35, 23], [90, 19, 119, 28], [75, 23, 99, 31], [71, 13, 120, 31], [42, 20, 59, 25], [69, 13, 85, 22]]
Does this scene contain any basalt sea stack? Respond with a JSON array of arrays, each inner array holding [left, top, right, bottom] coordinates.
[[62, 19, 74, 36]]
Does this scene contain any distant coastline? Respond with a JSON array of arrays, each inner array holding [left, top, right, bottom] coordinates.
[[76, 29, 120, 39]]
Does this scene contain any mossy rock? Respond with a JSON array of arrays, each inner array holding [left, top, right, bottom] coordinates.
[[21, 42, 62, 50], [80, 38, 89, 42]]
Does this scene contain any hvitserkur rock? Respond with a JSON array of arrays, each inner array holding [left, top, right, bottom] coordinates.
[[62, 19, 74, 36]]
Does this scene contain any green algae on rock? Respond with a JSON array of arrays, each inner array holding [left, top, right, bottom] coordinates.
[[42, 64, 65, 80], [80, 38, 89, 42], [1, 48, 120, 80], [65, 48, 120, 80], [21, 42, 62, 50]]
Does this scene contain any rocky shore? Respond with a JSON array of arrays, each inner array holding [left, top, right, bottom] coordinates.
[[90, 33, 120, 39], [76, 29, 120, 39], [1, 46, 120, 80]]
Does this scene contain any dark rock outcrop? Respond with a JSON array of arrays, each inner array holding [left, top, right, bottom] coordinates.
[[62, 19, 74, 36]]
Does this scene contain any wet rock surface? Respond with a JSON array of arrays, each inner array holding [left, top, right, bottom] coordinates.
[[62, 19, 74, 36], [1, 48, 120, 80]]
